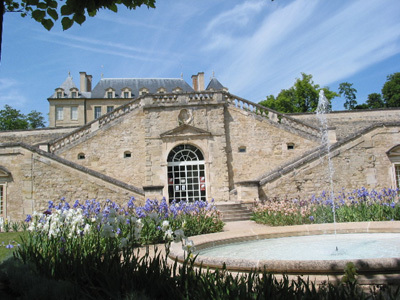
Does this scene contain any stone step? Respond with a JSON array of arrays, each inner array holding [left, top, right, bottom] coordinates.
[[215, 202, 253, 222]]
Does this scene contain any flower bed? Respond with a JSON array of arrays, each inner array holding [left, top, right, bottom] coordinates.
[[252, 188, 400, 226]]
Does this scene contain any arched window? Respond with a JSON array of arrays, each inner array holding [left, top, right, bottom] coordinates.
[[387, 145, 400, 189], [167, 144, 206, 202]]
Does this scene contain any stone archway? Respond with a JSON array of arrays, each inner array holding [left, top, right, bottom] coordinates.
[[167, 144, 206, 202]]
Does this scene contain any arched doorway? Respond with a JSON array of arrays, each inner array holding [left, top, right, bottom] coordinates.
[[167, 144, 206, 202]]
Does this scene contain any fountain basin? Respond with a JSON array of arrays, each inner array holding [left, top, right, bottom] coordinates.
[[169, 221, 400, 285]]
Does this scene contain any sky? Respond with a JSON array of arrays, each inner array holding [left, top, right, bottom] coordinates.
[[1, 0, 400, 124]]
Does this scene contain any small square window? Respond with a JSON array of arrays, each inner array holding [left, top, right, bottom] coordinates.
[[238, 146, 246, 153], [107, 91, 113, 98], [78, 153, 85, 160], [124, 151, 132, 158], [71, 91, 77, 98], [287, 143, 295, 150]]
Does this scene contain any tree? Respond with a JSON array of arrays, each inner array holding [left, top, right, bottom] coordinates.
[[382, 72, 400, 108], [27, 110, 45, 128], [338, 82, 357, 110], [0, 105, 45, 130], [366, 93, 384, 109], [259, 73, 338, 113], [1, 0, 156, 62]]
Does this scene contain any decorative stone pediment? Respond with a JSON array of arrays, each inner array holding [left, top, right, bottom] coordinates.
[[387, 145, 400, 163], [160, 124, 212, 139], [0, 166, 12, 182]]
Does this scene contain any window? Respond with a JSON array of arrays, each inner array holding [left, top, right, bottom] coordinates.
[[167, 144, 206, 202], [287, 143, 295, 150], [139, 88, 148, 96], [56, 107, 64, 120], [94, 106, 102, 119], [124, 92, 129, 98], [71, 91, 77, 98], [78, 153, 85, 160], [238, 146, 246, 153], [157, 87, 166, 93], [124, 151, 132, 158], [107, 91, 113, 98], [57, 91, 63, 98], [107, 106, 114, 113], [71, 107, 78, 120], [395, 165, 400, 189]]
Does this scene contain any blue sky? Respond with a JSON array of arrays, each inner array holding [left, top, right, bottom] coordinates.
[[1, 0, 400, 123]]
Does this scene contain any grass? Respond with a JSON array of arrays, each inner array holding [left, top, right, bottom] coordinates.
[[0, 232, 25, 261]]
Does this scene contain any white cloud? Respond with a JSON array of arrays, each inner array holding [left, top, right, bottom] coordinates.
[[204, 0, 400, 102]]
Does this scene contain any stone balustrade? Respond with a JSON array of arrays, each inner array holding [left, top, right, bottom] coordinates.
[[225, 93, 321, 138]]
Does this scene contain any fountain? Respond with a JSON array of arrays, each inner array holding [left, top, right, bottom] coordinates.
[[169, 91, 400, 285]]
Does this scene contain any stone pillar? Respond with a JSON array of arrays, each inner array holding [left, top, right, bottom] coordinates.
[[236, 181, 259, 205], [143, 185, 164, 200]]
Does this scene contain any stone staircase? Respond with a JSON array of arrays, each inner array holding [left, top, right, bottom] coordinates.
[[216, 202, 253, 222]]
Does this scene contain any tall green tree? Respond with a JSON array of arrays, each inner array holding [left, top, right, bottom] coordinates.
[[259, 73, 338, 113], [382, 72, 400, 107], [338, 82, 357, 110], [366, 93, 384, 109], [0, 105, 45, 130], [1, 0, 156, 61]]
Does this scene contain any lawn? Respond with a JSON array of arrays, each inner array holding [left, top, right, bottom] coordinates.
[[0, 232, 25, 261]]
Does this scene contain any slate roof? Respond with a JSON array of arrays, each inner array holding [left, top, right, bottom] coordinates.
[[206, 77, 226, 91], [91, 78, 194, 98], [48, 76, 91, 99]]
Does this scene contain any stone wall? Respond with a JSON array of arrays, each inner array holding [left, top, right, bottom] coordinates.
[[0, 127, 77, 145], [225, 106, 319, 188], [290, 109, 400, 141], [0, 144, 143, 221], [55, 107, 147, 188], [259, 125, 400, 200]]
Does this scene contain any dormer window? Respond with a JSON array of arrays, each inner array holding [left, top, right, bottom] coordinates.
[[55, 88, 64, 98], [121, 88, 131, 98], [139, 88, 149, 96], [105, 88, 115, 98], [157, 87, 166, 94], [71, 91, 77, 98], [70, 87, 79, 98], [173, 87, 183, 93]]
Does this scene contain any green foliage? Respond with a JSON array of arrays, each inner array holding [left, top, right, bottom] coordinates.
[[366, 92, 385, 109], [382, 72, 400, 107], [0, 105, 45, 130], [339, 82, 358, 110], [4, 0, 157, 31], [259, 73, 338, 113]]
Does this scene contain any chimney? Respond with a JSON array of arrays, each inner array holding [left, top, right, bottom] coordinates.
[[80, 72, 87, 92], [191, 74, 198, 91], [197, 72, 205, 91], [86, 75, 92, 92]]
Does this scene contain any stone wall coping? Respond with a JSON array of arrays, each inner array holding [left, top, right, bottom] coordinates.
[[258, 122, 400, 185], [0, 142, 144, 196]]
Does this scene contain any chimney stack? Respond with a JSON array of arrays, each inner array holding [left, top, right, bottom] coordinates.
[[191, 74, 198, 91], [198, 72, 205, 91], [80, 72, 87, 92], [191, 72, 205, 91], [86, 75, 92, 92]]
